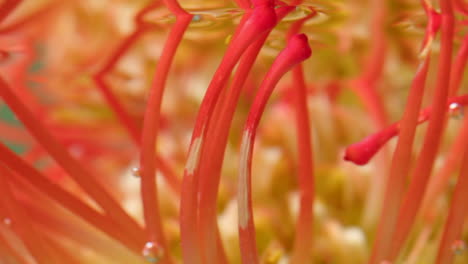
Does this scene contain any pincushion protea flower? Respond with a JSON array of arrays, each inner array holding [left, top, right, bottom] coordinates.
[[0, 0, 467, 263]]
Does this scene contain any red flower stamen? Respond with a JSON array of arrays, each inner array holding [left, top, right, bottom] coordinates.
[[238, 33, 311, 264]]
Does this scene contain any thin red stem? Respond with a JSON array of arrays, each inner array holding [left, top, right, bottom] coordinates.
[[238, 34, 311, 264], [138, 7, 192, 263], [286, 10, 316, 264], [289, 62, 315, 264]]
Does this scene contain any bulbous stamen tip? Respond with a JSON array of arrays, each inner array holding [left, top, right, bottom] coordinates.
[[344, 127, 397, 166], [344, 143, 374, 166], [287, 33, 312, 62], [266, 33, 312, 75], [345, 95, 468, 166]]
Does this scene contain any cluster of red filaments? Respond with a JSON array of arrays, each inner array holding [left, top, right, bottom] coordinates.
[[0, 0, 467, 264]]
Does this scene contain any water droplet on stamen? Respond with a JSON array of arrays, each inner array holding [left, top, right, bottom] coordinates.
[[142, 241, 164, 263], [451, 239, 466, 255], [449, 102, 464, 119], [131, 167, 141, 178], [192, 14, 202, 22], [3, 218, 12, 226]]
